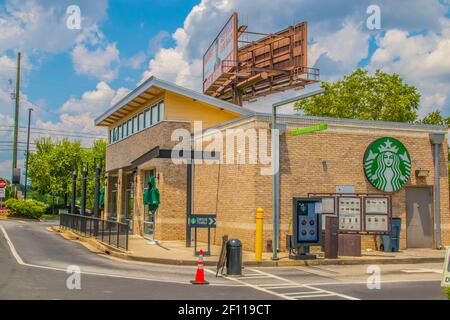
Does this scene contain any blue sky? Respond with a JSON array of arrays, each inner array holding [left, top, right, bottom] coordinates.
[[0, 0, 449, 180]]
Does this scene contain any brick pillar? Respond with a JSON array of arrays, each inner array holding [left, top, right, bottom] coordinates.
[[116, 168, 125, 222]]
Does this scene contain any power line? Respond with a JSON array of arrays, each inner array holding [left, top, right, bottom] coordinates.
[[1, 126, 106, 137]]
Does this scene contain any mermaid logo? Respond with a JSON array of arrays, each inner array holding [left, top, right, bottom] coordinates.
[[364, 137, 411, 192]]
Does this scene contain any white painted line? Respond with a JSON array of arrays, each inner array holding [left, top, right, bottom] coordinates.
[[259, 284, 300, 289], [298, 278, 441, 286], [0, 225, 241, 287], [292, 293, 334, 299], [284, 291, 321, 296], [240, 275, 271, 279], [205, 269, 293, 300], [402, 268, 442, 274], [247, 268, 360, 301], [0, 224, 25, 264]]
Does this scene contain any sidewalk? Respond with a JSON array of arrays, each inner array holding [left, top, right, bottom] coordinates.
[[51, 226, 446, 267]]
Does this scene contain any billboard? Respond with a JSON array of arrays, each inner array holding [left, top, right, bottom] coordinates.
[[202, 13, 238, 93]]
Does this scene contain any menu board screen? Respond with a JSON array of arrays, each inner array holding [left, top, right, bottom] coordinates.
[[338, 197, 361, 231], [365, 197, 388, 214], [365, 215, 388, 232], [321, 197, 335, 214]]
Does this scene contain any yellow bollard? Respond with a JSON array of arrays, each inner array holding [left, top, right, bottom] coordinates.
[[255, 208, 264, 262]]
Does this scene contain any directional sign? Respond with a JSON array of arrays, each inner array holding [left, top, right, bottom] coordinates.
[[189, 214, 217, 228]]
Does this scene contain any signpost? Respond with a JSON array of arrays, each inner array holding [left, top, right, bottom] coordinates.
[[189, 214, 217, 256]]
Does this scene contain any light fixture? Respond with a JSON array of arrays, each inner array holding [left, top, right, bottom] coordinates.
[[415, 169, 429, 177]]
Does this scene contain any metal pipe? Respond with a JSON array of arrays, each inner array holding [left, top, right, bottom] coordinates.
[[271, 88, 326, 260], [434, 142, 441, 249], [271, 104, 279, 259]]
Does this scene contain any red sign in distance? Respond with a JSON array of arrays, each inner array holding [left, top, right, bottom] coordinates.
[[0, 179, 6, 189]]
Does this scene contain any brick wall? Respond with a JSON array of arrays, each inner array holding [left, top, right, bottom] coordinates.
[[193, 115, 449, 252]]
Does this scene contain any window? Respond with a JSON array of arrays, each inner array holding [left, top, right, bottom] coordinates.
[[158, 101, 164, 121], [119, 125, 123, 140], [144, 109, 151, 128], [123, 122, 128, 138], [152, 106, 158, 125], [127, 119, 132, 136], [138, 113, 144, 131], [133, 116, 138, 133], [109, 129, 112, 144]]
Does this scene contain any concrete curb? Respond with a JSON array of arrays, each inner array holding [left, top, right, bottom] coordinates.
[[48, 226, 445, 267]]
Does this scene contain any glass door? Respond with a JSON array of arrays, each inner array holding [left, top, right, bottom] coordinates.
[[143, 170, 156, 240]]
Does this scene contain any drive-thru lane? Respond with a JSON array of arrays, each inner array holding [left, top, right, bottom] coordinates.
[[0, 219, 446, 300]]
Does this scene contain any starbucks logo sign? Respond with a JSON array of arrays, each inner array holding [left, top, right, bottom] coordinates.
[[364, 137, 411, 192]]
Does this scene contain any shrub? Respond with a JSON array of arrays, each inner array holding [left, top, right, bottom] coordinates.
[[445, 287, 450, 300], [4, 198, 47, 219]]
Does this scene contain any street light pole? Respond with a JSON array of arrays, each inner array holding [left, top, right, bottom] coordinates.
[[271, 88, 326, 260], [24, 107, 33, 199]]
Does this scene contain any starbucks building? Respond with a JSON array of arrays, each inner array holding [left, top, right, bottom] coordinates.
[[96, 77, 449, 253]]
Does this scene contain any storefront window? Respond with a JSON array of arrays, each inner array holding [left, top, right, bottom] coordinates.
[[108, 100, 164, 145], [108, 176, 118, 220]]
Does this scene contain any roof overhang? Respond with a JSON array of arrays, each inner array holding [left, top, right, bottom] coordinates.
[[95, 76, 255, 127]]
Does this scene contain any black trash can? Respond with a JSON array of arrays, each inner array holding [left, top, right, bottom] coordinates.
[[226, 239, 242, 276]]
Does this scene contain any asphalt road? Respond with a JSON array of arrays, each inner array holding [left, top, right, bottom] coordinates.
[[0, 219, 447, 300]]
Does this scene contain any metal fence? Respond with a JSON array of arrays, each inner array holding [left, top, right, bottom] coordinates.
[[59, 213, 128, 251]]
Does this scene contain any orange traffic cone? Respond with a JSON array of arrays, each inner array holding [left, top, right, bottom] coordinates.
[[191, 249, 209, 285]]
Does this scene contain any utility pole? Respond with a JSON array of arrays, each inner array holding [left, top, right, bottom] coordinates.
[[12, 52, 21, 198], [24, 107, 33, 199]]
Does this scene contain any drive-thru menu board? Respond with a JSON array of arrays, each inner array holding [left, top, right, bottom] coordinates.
[[338, 197, 361, 232], [364, 197, 389, 232]]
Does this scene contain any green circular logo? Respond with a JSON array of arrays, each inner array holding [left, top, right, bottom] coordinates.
[[364, 137, 411, 192]]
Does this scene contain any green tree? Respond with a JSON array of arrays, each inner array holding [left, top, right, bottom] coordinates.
[[294, 68, 421, 122], [28, 138, 82, 206], [27, 138, 106, 209], [419, 110, 450, 126]]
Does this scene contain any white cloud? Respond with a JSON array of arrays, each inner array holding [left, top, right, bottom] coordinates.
[[140, 0, 449, 116], [38, 82, 130, 137], [0, 0, 108, 54], [71, 25, 120, 82]]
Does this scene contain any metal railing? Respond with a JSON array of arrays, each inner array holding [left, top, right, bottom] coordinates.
[[59, 213, 129, 251]]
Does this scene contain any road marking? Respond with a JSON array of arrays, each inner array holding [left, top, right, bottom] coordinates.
[[0, 224, 241, 287], [246, 268, 360, 300], [401, 268, 442, 274], [209, 267, 359, 300]]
